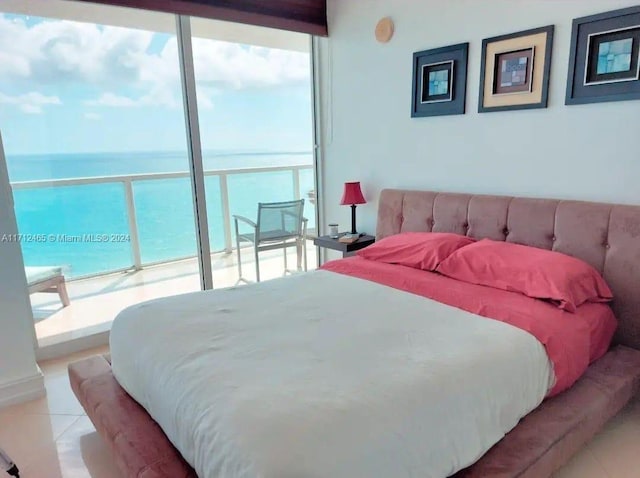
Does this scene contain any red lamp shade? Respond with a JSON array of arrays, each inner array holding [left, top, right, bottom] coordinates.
[[340, 181, 366, 205]]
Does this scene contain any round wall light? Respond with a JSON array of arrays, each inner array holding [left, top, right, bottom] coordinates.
[[375, 17, 394, 43]]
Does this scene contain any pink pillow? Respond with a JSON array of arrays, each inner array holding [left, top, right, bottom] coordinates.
[[357, 232, 475, 271], [436, 239, 613, 312]]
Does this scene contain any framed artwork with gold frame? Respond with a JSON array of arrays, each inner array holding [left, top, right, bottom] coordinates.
[[478, 25, 554, 113]]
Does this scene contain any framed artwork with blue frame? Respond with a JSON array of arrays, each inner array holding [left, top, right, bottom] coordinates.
[[411, 42, 468, 117], [566, 5, 640, 105]]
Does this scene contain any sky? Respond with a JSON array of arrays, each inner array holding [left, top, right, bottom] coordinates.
[[0, 13, 313, 156]]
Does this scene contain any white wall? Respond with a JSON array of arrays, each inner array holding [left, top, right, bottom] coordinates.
[[0, 133, 44, 408], [318, 0, 640, 236]]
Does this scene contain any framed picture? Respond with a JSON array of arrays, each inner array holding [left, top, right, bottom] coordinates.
[[411, 43, 468, 117], [478, 25, 554, 113], [421, 61, 454, 103], [493, 48, 534, 94], [566, 6, 640, 105]]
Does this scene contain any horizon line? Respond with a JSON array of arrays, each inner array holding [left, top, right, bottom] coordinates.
[[5, 149, 314, 158]]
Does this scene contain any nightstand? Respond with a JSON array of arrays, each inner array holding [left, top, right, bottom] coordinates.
[[313, 233, 375, 258]]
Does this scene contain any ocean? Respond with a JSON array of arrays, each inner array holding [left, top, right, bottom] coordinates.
[[7, 151, 315, 278]]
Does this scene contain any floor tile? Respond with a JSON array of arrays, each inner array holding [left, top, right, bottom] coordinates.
[[12, 373, 86, 416], [0, 348, 121, 478], [6, 444, 65, 478], [12, 439, 120, 478], [0, 413, 82, 476], [580, 397, 640, 478], [54, 417, 122, 478], [553, 445, 610, 478]]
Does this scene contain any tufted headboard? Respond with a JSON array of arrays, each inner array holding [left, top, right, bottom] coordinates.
[[377, 189, 640, 350]]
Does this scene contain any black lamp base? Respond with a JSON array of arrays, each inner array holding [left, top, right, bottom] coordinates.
[[350, 204, 358, 234]]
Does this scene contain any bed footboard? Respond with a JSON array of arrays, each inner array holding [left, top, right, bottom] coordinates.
[[455, 345, 640, 477], [68, 354, 197, 478], [69, 346, 640, 478]]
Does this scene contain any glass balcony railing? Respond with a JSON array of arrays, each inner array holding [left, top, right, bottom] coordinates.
[[10, 164, 315, 279]]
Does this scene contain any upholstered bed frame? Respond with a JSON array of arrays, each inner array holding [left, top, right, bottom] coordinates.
[[69, 189, 640, 478]]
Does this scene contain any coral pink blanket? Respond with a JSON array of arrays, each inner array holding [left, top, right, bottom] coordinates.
[[321, 257, 617, 396]]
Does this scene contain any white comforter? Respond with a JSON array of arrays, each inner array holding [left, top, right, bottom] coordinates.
[[110, 270, 552, 478]]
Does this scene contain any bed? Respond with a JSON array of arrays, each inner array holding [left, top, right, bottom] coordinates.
[[68, 189, 640, 478]]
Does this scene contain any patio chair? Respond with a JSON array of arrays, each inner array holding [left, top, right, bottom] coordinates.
[[234, 199, 308, 283], [25, 266, 70, 307]]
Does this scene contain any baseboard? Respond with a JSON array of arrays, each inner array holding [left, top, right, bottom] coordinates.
[[0, 371, 45, 409]]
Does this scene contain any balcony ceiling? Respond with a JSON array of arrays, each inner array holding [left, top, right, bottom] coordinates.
[[0, 0, 311, 51], [78, 0, 327, 36]]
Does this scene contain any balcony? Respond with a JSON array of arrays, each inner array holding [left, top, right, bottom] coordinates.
[[11, 163, 318, 347]]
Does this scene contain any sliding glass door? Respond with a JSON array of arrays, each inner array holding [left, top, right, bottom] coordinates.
[[0, 3, 200, 346], [0, 2, 316, 350], [189, 16, 317, 284]]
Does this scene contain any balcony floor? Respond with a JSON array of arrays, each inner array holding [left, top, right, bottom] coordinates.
[[31, 241, 318, 347]]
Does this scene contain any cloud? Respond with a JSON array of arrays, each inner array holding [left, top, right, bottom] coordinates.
[[0, 16, 150, 86], [0, 14, 310, 109], [84, 112, 101, 120], [84, 89, 180, 108], [0, 91, 61, 114], [85, 92, 139, 107], [185, 38, 309, 90]]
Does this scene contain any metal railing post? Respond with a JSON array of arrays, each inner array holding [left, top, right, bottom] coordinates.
[[293, 167, 301, 200], [123, 180, 142, 270], [219, 173, 233, 253]]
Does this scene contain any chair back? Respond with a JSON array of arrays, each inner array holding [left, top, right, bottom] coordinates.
[[256, 199, 305, 242]]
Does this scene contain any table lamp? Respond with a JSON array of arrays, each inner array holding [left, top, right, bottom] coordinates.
[[340, 181, 366, 234]]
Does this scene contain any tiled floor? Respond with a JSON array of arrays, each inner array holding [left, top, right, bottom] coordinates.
[[0, 346, 120, 478], [0, 346, 638, 477], [31, 242, 317, 346]]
